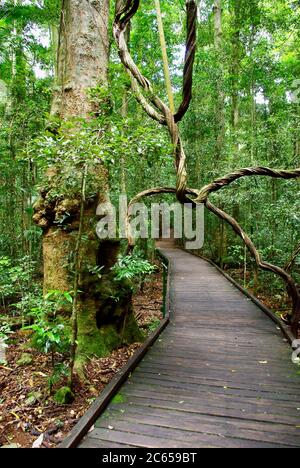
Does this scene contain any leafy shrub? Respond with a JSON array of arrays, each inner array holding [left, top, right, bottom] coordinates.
[[47, 363, 69, 394], [14, 289, 73, 325], [112, 255, 157, 291], [0, 256, 37, 307], [147, 318, 161, 333], [24, 317, 71, 367], [21, 291, 73, 367]]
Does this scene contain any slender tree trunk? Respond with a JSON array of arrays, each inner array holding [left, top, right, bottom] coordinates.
[[213, 1, 227, 265], [116, 0, 131, 194], [50, 24, 59, 78], [230, 0, 241, 131], [213, 0, 225, 160], [154, 0, 175, 114]]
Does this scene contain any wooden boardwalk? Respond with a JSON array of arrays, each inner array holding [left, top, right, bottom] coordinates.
[[79, 246, 300, 448]]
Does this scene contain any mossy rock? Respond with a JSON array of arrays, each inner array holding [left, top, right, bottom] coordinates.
[[54, 387, 74, 405], [16, 353, 33, 366]]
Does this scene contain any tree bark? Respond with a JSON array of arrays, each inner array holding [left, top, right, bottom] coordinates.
[[230, 0, 241, 130], [213, 0, 225, 160], [34, 0, 143, 370], [51, 0, 109, 119], [154, 0, 175, 114]]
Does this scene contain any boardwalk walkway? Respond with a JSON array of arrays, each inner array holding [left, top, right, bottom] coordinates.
[[79, 246, 300, 448]]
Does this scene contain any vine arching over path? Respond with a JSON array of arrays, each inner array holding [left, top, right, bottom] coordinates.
[[113, 0, 300, 336]]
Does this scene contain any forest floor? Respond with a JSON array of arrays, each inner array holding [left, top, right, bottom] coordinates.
[[0, 268, 163, 449], [227, 267, 293, 323]]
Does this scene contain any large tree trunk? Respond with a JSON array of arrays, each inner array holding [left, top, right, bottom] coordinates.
[[34, 0, 143, 369], [51, 0, 109, 119]]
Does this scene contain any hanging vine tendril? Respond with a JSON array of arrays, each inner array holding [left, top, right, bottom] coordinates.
[[113, 0, 300, 336]]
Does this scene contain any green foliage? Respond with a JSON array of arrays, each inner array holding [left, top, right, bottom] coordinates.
[[112, 255, 157, 289], [0, 0, 299, 350], [21, 292, 72, 364], [13, 289, 73, 325], [0, 256, 37, 306], [180, 0, 300, 297], [147, 318, 161, 333], [0, 322, 13, 341], [47, 362, 69, 394], [45, 290, 73, 307], [0, 322, 13, 363], [26, 319, 70, 356]]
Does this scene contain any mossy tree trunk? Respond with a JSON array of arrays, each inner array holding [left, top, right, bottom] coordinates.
[[34, 0, 143, 371]]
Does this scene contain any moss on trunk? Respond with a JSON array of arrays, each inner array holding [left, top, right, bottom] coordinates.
[[33, 0, 143, 375], [34, 170, 144, 371]]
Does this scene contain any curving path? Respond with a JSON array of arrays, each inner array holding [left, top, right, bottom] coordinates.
[[79, 245, 300, 448]]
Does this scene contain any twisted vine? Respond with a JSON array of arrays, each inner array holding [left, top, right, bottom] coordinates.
[[113, 0, 197, 204], [196, 167, 300, 203], [113, 0, 300, 336]]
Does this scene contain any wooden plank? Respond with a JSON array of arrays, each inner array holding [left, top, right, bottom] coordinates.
[[113, 393, 300, 426], [95, 405, 300, 447], [122, 385, 300, 420], [93, 419, 284, 448], [130, 366, 300, 394], [136, 362, 300, 388], [136, 359, 300, 383], [79, 439, 138, 448], [69, 247, 300, 448], [129, 375, 300, 402], [83, 428, 210, 449], [122, 381, 300, 411], [59, 251, 172, 448], [144, 352, 296, 371], [187, 251, 295, 344]]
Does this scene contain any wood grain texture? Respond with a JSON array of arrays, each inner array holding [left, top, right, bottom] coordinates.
[[79, 246, 300, 448]]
